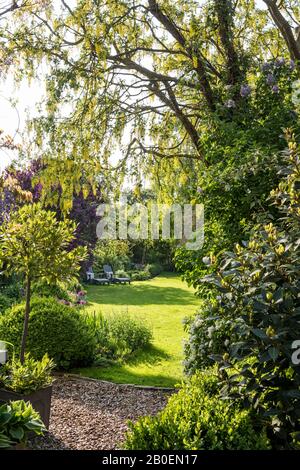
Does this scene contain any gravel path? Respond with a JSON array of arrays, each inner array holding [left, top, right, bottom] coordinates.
[[29, 376, 172, 450]]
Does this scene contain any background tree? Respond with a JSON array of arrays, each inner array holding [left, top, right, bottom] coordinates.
[[0, 203, 87, 362], [0, 1, 29, 19], [262, 0, 300, 63], [1, 160, 102, 269], [1, 0, 300, 285], [2, 0, 298, 197], [93, 239, 131, 273]]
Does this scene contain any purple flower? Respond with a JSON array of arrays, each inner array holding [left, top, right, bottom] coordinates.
[[77, 290, 86, 297], [275, 57, 285, 67], [4, 57, 13, 66], [240, 84, 251, 98], [266, 74, 276, 86], [272, 85, 279, 93], [261, 62, 271, 72], [196, 187, 204, 194], [224, 99, 236, 108], [290, 60, 295, 71]]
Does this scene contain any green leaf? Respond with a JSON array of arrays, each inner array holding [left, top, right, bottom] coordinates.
[[0, 412, 12, 425], [9, 426, 24, 441], [282, 390, 300, 399], [251, 328, 268, 340], [0, 432, 13, 449], [268, 346, 279, 362], [25, 419, 45, 432]]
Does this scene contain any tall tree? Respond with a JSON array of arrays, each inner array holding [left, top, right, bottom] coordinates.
[[0, 1, 299, 282], [1, 0, 298, 205]]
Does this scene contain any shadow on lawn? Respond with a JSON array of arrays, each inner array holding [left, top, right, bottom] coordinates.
[[74, 345, 181, 388], [87, 284, 197, 306], [126, 344, 171, 366]]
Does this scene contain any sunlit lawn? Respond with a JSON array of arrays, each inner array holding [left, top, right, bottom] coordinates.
[[74, 273, 199, 387]]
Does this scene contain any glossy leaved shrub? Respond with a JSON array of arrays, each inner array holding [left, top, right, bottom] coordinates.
[[184, 132, 300, 448]]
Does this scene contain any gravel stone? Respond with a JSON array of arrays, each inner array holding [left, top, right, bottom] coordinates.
[[28, 376, 172, 450]]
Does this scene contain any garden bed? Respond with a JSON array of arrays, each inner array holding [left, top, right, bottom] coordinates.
[[28, 376, 172, 450]]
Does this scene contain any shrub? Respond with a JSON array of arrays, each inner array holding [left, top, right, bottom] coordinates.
[[0, 400, 46, 449], [131, 270, 150, 281], [183, 307, 239, 373], [84, 312, 111, 358], [0, 297, 97, 369], [88, 311, 152, 359], [107, 312, 152, 357], [147, 263, 163, 277], [32, 280, 70, 301], [115, 269, 130, 278], [93, 240, 131, 272], [0, 293, 14, 314], [184, 133, 300, 448], [124, 370, 270, 450], [0, 354, 54, 395], [0, 282, 22, 303], [65, 279, 84, 293]]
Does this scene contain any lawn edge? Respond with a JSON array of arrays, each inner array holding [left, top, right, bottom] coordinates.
[[53, 371, 176, 392]]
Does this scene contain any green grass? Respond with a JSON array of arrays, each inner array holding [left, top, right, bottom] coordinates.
[[74, 273, 199, 387]]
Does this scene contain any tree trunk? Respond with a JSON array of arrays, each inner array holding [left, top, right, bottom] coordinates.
[[263, 0, 300, 65], [20, 276, 31, 364], [141, 245, 147, 265]]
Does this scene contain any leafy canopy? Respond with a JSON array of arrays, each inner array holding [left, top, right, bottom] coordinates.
[[0, 202, 87, 283], [1, 0, 299, 206]]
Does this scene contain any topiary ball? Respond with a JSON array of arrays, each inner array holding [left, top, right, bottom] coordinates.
[[0, 296, 96, 369]]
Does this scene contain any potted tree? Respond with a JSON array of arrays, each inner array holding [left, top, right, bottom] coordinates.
[[0, 203, 86, 427]]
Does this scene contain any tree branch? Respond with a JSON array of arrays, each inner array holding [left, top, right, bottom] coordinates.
[[147, 0, 216, 111], [263, 0, 300, 64], [0, 1, 20, 18], [135, 138, 201, 160], [214, 0, 243, 86], [111, 56, 199, 90], [146, 81, 207, 164]]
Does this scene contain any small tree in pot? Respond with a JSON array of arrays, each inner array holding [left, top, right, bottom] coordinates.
[[0, 202, 87, 426], [0, 202, 87, 362]]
